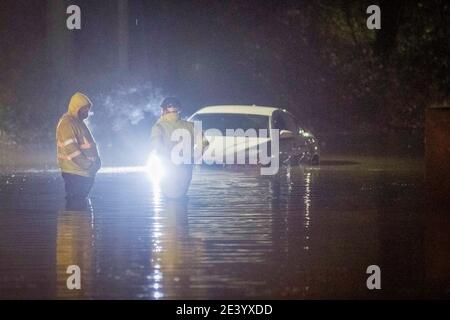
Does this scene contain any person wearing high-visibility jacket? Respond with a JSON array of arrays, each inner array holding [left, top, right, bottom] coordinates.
[[150, 97, 209, 199], [56, 92, 101, 209]]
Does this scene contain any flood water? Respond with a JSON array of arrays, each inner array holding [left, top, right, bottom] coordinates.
[[0, 155, 446, 299]]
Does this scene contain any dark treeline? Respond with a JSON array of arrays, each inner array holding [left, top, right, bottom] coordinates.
[[0, 0, 448, 149]]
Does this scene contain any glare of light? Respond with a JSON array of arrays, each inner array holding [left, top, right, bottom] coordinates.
[[146, 153, 165, 183], [304, 172, 311, 219], [99, 166, 144, 174], [299, 129, 311, 137], [153, 231, 163, 238], [153, 274, 162, 281], [303, 172, 312, 250]]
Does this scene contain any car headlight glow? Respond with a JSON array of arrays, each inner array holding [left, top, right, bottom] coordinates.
[[146, 153, 165, 182]]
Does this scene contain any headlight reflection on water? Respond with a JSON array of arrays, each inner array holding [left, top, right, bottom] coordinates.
[[146, 154, 165, 183]]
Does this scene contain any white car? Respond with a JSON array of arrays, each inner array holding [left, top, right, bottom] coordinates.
[[188, 105, 320, 166]]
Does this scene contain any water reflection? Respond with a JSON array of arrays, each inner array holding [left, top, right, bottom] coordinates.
[[266, 166, 314, 297], [146, 197, 208, 299], [149, 182, 164, 299], [303, 172, 311, 251], [0, 156, 435, 299], [56, 207, 95, 299]]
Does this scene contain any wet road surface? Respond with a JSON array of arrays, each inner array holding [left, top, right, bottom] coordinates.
[[0, 155, 441, 299]]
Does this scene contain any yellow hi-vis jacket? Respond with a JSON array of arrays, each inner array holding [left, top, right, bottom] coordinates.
[[56, 92, 101, 177], [150, 112, 209, 163], [150, 112, 209, 198]]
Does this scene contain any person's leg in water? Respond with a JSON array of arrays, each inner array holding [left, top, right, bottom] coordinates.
[[62, 173, 95, 210], [160, 164, 193, 200]]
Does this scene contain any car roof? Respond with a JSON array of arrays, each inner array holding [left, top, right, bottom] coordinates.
[[193, 105, 280, 117]]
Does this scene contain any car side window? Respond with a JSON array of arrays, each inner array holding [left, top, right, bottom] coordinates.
[[272, 111, 288, 130], [281, 112, 298, 133]]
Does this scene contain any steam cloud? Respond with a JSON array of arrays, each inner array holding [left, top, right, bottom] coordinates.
[[95, 82, 164, 132]]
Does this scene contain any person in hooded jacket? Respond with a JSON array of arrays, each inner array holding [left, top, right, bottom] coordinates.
[[56, 92, 101, 210]]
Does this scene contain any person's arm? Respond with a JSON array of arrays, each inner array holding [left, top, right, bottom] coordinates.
[[57, 120, 93, 170]]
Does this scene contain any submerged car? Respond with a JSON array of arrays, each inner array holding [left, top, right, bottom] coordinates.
[[188, 105, 320, 166]]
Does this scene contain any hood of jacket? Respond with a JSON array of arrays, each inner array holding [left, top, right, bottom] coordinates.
[[68, 92, 93, 117]]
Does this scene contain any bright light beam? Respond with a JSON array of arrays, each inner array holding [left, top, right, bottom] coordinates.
[[146, 153, 165, 183]]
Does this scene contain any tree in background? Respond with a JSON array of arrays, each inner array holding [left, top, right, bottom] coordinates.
[[0, 0, 448, 148]]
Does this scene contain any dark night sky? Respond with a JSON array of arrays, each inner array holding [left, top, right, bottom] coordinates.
[[0, 1, 329, 115], [0, 0, 448, 147]]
